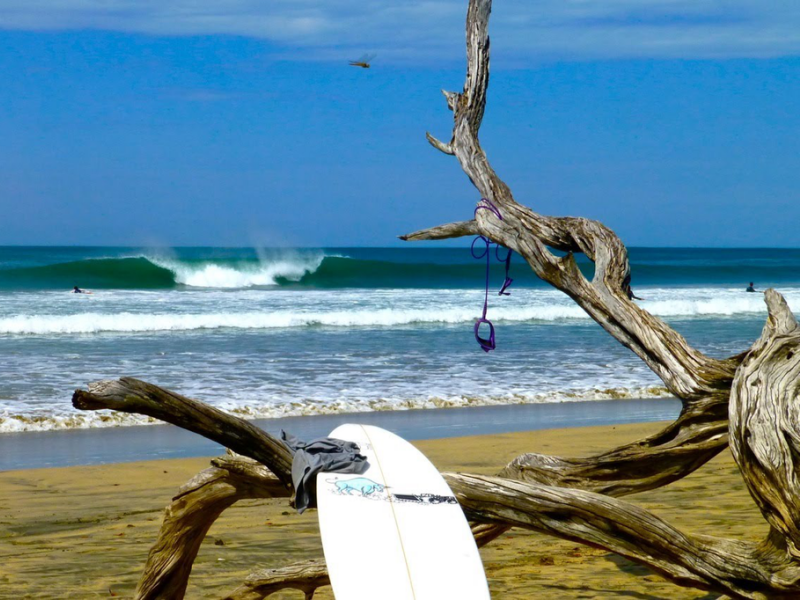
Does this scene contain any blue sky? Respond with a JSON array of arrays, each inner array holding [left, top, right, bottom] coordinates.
[[0, 1, 798, 247]]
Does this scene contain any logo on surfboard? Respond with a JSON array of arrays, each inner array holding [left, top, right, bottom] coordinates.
[[327, 477, 387, 498], [392, 493, 458, 505], [326, 477, 458, 505]]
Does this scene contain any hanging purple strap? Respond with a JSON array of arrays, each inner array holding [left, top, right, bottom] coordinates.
[[471, 198, 513, 352], [471, 235, 496, 352], [497, 245, 513, 296]]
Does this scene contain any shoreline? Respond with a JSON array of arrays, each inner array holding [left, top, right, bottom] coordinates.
[[0, 397, 681, 471], [0, 420, 764, 599]]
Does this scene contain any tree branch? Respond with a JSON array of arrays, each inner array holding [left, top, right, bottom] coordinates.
[[136, 454, 289, 599], [446, 472, 799, 599], [425, 132, 455, 155], [399, 219, 478, 241], [221, 560, 329, 600], [401, 0, 743, 495], [416, 0, 735, 400], [72, 377, 294, 487], [500, 392, 730, 496]]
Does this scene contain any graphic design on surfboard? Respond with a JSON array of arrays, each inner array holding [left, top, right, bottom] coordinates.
[[317, 424, 490, 599], [323, 475, 458, 505]]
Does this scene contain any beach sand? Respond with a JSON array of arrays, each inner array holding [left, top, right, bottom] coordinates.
[[1, 421, 764, 599]]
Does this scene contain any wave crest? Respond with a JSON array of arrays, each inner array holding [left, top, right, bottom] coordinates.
[[151, 253, 325, 288], [0, 252, 329, 290]]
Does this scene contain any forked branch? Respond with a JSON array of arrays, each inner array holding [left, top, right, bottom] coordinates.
[[403, 0, 744, 495], [135, 454, 289, 599], [447, 472, 794, 599], [221, 560, 329, 600], [73, 377, 294, 487]]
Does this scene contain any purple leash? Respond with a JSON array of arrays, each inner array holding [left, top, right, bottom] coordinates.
[[472, 199, 513, 352]]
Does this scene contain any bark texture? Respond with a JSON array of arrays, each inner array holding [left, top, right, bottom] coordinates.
[[442, 292, 800, 599], [221, 561, 329, 600], [135, 454, 289, 600]]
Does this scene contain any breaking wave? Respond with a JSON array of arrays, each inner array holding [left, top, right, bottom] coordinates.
[[151, 255, 325, 288], [3, 248, 800, 291], [4, 246, 800, 292], [0, 252, 328, 290]]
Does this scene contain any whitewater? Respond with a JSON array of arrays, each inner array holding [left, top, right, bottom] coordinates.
[[0, 288, 795, 335], [0, 246, 796, 434]]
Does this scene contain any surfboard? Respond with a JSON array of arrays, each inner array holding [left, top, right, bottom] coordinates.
[[316, 424, 490, 600]]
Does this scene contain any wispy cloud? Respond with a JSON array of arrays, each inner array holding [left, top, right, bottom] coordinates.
[[1, 1, 799, 62]]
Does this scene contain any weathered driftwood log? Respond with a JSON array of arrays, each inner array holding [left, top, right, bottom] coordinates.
[[444, 291, 800, 599], [221, 560, 330, 600], [135, 454, 289, 599], [728, 289, 800, 590], [73, 378, 294, 487], [401, 0, 742, 496], [104, 417, 507, 598], [447, 472, 785, 599], [71, 379, 510, 556]]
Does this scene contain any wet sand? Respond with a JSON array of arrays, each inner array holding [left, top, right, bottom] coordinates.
[[0, 421, 764, 599], [1, 398, 681, 471]]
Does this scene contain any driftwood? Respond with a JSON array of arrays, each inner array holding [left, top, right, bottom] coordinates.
[[68, 1, 800, 598], [135, 454, 289, 599], [221, 560, 329, 600], [113, 433, 507, 599], [73, 378, 294, 487], [445, 290, 800, 599], [401, 0, 741, 497]]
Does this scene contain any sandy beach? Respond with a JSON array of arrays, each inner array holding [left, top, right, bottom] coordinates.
[[1, 420, 764, 599]]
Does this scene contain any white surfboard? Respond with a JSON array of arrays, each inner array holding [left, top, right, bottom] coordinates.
[[316, 424, 490, 600]]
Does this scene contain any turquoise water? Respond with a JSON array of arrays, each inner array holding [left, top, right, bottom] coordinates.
[[3, 246, 800, 290], [0, 246, 797, 433]]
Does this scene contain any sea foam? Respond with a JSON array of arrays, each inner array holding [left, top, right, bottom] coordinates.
[[151, 252, 325, 288], [0, 384, 670, 433], [1, 289, 796, 335]]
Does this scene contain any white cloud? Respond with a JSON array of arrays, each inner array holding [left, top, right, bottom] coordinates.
[[1, 0, 799, 62]]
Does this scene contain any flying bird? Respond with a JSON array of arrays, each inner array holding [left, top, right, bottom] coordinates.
[[349, 53, 376, 69]]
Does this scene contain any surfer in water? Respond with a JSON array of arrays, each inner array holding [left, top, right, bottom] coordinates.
[[746, 282, 757, 293], [72, 286, 92, 294]]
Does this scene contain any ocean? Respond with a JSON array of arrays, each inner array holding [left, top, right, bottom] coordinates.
[[1, 246, 798, 435]]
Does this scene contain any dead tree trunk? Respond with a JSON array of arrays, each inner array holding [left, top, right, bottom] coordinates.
[[401, 0, 743, 496]]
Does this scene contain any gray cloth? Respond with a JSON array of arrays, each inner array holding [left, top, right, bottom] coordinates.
[[281, 431, 369, 513]]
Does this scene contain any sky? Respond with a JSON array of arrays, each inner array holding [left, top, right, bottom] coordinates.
[[0, 1, 798, 247]]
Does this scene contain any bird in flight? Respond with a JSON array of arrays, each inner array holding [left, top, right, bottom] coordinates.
[[349, 53, 376, 69]]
